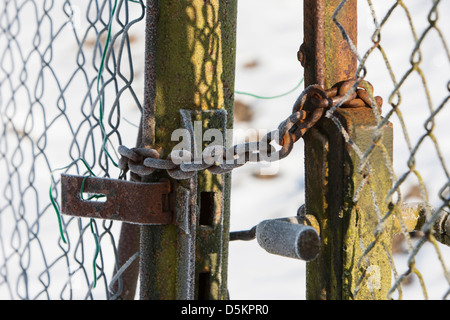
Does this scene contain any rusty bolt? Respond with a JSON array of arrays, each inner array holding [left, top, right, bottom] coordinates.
[[297, 43, 306, 67]]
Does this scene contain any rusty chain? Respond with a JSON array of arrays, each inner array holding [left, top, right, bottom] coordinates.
[[118, 79, 383, 180]]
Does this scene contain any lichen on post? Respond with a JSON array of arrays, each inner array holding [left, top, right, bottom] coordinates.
[[139, 0, 237, 300], [303, 0, 394, 300]]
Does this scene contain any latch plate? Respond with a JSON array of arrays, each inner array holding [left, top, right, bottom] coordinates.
[[61, 174, 172, 225]]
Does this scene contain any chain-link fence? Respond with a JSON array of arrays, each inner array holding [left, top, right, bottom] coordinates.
[[228, 0, 450, 300], [0, 0, 146, 299], [346, 0, 450, 299], [0, 0, 449, 300]]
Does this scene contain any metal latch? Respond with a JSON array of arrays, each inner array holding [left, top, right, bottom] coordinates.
[[61, 174, 172, 225]]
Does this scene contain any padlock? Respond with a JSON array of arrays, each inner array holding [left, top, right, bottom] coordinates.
[[256, 216, 320, 261]]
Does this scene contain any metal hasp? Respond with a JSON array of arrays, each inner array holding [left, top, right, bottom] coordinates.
[[60, 174, 172, 225], [302, 0, 394, 299]]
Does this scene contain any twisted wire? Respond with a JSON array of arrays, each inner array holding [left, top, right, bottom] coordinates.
[[0, 0, 145, 299], [331, 0, 450, 300]]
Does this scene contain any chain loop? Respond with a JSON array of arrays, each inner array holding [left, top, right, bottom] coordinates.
[[119, 79, 383, 179]]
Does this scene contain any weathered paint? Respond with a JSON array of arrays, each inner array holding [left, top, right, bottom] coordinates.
[[303, 0, 395, 300], [139, 0, 237, 300], [323, 0, 357, 88], [339, 107, 394, 300], [304, 108, 394, 300], [153, 0, 235, 156]]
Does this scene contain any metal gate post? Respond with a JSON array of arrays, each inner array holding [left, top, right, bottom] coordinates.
[[138, 0, 237, 300], [302, 0, 394, 299], [111, 0, 160, 300]]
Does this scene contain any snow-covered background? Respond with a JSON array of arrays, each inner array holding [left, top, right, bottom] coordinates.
[[0, 0, 449, 300]]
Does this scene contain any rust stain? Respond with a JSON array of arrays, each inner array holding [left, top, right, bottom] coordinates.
[[61, 174, 172, 225]]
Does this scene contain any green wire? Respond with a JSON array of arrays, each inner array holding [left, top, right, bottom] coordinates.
[[49, 158, 97, 244], [95, 0, 144, 166], [80, 175, 106, 201], [96, 0, 119, 168], [89, 219, 100, 288], [234, 77, 304, 100], [49, 163, 101, 288], [49, 0, 143, 289], [49, 186, 67, 244]]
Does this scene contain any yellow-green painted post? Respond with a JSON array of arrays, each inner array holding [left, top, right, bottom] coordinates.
[[302, 0, 394, 299], [139, 0, 237, 300]]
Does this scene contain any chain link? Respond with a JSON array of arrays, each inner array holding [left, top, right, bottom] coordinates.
[[119, 79, 383, 180]]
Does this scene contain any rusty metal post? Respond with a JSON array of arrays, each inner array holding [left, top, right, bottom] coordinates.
[[138, 0, 237, 300], [111, 0, 159, 300], [302, 0, 394, 299]]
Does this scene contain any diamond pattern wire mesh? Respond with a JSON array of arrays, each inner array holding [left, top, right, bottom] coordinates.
[[331, 0, 450, 299], [0, 0, 449, 300], [0, 0, 145, 299]]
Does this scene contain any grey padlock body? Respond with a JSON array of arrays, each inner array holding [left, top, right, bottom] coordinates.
[[256, 217, 320, 261]]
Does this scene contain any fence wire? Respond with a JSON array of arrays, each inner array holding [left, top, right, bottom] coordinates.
[[0, 0, 145, 299], [332, 0, 450, 299], [0, 0, 449, 300]]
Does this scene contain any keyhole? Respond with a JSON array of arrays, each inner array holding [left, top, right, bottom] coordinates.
[[197, 271, 212, 300], [199, 191, 215, 226]]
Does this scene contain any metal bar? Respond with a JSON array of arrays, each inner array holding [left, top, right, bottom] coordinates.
[[301, 0, 326, 87], [193, 109, 230, 300], [229, 227, 257, 241], [139, 0, 237, 300], [302, 0, 355, 299], [229, 214, 321, 261], [302, 0, 358, 89], [175, 185, 196, 299], [303, 0, 394, 300], [112, 0, 160, 300], [113, 222, 140, 299], [141, 0, 158, 148]]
